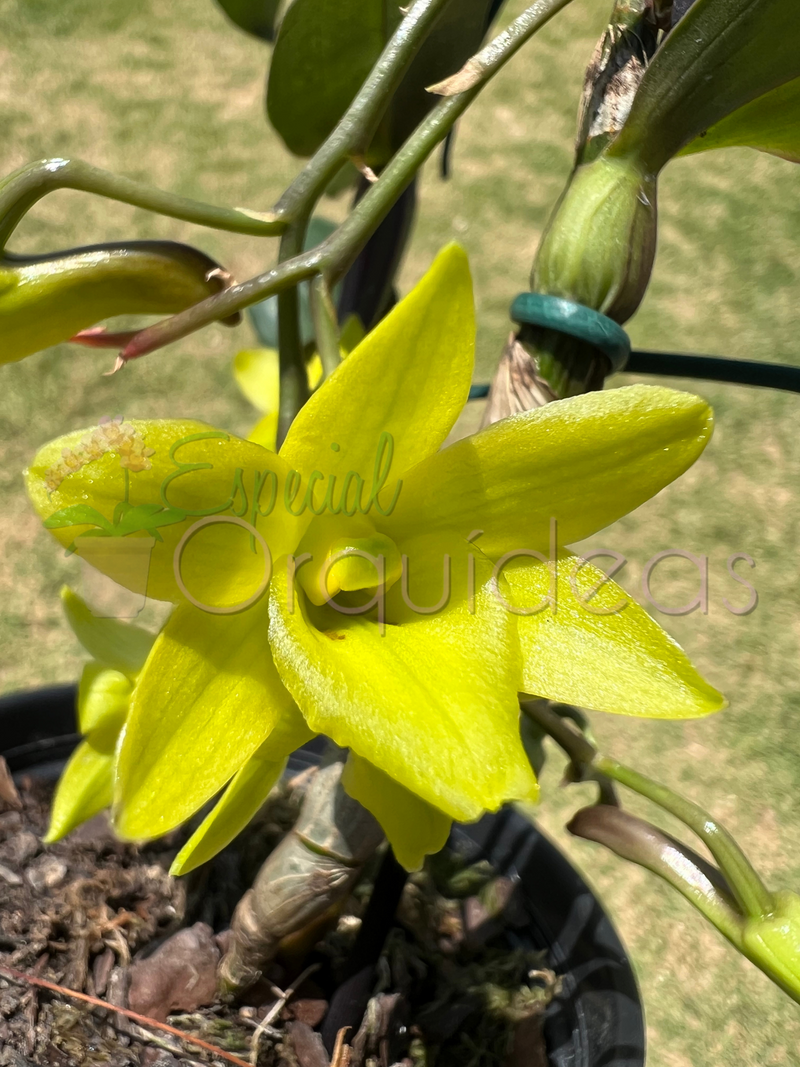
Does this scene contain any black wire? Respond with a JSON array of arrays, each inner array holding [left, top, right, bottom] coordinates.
[[625, 351, 800, 393], [468, 352, 800, 399]]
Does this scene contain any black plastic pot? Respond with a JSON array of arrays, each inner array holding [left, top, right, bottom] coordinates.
[[0, 685, 645, 1067]]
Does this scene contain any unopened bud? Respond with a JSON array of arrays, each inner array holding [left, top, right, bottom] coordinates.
[[531, 155, 657, 325], [742, 891, 800, 1004], [0, 240, 237, 366]]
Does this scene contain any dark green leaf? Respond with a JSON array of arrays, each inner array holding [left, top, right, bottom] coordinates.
[[388, 0, 499, 148], [267, 0, 399, 159], [680, 77, 800, 163], [609, 0, 800, 172], [215, 0, 282, 41], [266, 0, 501, 161]]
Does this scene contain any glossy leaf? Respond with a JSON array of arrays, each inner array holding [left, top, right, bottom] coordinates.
[[342, 753, 451, 871], [113, 600, 297, 840], [509, 553, 724, 718], [680, 77, 800, 163], [1, 241, 232, 366], [267, 0, 400, 159], [386, 0, 499, 149], [61, 586, 155, 677], [215, 0, 282, 40], [170, 706, 315, 875], [266, 0, 499, 161], [610, 0, 800, 172]]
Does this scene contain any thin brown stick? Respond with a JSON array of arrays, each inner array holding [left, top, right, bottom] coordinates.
[[250, 961, 322, 1066], [331, 1026, 352, 1067], [0, 963, 251, 1067]]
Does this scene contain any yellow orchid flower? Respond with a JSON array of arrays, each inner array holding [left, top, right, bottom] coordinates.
[[26, 244, 723, 872]]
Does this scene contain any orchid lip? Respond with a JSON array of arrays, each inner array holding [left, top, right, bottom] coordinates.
[[298, 531, 402, 605]]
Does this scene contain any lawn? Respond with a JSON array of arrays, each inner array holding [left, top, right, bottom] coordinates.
[[1, 0, 800, 1063]]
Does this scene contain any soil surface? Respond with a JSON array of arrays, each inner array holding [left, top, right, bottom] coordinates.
[[0, 763, 554, 1067]]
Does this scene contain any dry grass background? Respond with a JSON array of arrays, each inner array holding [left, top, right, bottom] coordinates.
[[1, 0, 800, 1062]]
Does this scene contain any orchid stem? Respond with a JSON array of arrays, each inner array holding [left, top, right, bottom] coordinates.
[[310, 275, 341, 380], [325, 0, 576, 285], [520, 699, 775, 921], [277, 221, 311, 448], [567, 805, 746, 945], [595, 757, 775, 921], [119, 0, 576, 362], [0, 158, 284, 252], [273, 0, 455, 224], [520, 697, 596, 766]]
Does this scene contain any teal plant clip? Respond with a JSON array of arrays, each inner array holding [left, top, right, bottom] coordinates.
[[510, 292, 631, 374]]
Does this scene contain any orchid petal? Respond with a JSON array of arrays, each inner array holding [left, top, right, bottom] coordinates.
[[170, 706, 315, 876], [248, 412, 280, 451], [234, 347, 280, 414], [114, 600, 295, 840], [383, 385, 713, 561], [280, 244, 475, 498], [62, 586, 154, 677], [45, 726, 121, 843], [78, 662, 133, 735], [235, 346, 325, 417], [269, 547, 537, 822], [506, 553, 725, 718], [342, 753, 451, 871], [26, 420, 296, 604]]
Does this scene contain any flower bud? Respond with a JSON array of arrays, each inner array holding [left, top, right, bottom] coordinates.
[[531, 155, 657, 325], [0, 239, 235, 366], [742, 891, 800, 1004]]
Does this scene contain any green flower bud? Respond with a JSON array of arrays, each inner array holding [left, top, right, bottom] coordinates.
[[531, 155, 657, 325], [0, 240, 234, 366], [743, 891, 800, 1004]]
